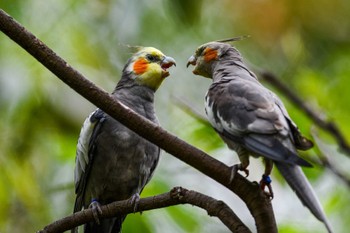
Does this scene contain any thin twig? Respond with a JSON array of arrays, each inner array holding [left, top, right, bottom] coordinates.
[[258, 70, 350, 156], [321, 156, 350, 187], [172, 95, 209, 125], [38, 187, 251, 233], [301, 152, 350, 187], [0, 9, 277, 233], [311, 129, 350, 187]]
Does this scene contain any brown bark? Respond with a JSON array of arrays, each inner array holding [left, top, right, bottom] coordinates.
[[38, 187, 252, 233]]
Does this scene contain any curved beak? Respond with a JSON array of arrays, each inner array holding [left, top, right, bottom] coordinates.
[[186, 55, 197, 68], [160, 56, 176, 78], [161, 56, 176, 69]]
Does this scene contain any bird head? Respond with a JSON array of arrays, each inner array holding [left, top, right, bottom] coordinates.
[[124, 47, 176, 91], [187, 37, 248, 79]]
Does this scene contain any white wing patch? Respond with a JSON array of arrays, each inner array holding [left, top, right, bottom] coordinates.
[[205, 96, 240, 134], [217, 112, 241, 134], [74, 110, 99, 188], [205, 96, 223, 132]]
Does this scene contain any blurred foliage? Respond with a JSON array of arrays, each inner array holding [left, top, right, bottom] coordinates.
[[0, 0, 349, 232]]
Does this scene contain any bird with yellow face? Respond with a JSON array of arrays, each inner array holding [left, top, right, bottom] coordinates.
[[72, 47, 175, 233]]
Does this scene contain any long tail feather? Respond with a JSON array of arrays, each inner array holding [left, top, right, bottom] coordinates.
[[275, 162, 333, 233]]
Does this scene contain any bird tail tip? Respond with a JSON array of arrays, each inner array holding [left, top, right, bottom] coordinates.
[[275, 162, 333, 233]]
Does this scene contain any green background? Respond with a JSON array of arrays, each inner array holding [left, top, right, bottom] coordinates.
[[0, 0, 349, 232]]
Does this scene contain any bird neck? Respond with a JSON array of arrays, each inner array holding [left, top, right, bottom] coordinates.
[[111, 85, 157, 120], [114, 70, 157, 100], [212, 55, 258, 83], [113, 84, 155, 104]]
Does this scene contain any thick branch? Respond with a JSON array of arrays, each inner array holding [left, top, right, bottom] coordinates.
[[0, 9, 276, 233], [170, 187, 251, 233], [259, 71, 350, 156], [38, 187, 251, 233]]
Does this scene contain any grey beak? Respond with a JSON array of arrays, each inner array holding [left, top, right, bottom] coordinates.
[[161, 56, 176, 68], [186, 55, 196, 68]]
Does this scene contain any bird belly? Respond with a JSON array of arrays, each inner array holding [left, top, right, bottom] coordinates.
[[84, 139, 158, 206]]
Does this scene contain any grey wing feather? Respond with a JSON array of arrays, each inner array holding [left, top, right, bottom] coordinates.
[[243, 134, 312, 167], [73, 109, 106, 212], [273, 94, 313, 150], [221, 130, 312, 167], [212, 79, 311, 166], [275, 162, 333, 233]]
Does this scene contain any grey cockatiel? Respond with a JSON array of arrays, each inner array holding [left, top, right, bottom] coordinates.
[[187, 40, 332, 233], [72, 47, 176, 233]]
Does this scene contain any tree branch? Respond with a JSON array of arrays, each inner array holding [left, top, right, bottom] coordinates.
[[258, 71, 350, 156], [320, 154, 350, 187], [0, 9, 276, 233], [172, 95, 209, 125], [37, 187, 251, 233], [311, 130, 350, 188]]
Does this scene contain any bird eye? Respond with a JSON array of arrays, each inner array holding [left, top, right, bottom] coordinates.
[[146, 54, 157, 62], [196, 47, 205, 56]]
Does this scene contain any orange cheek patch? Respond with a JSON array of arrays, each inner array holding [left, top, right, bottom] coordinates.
[[133, 58, 148, 74], [204, 48, 218, 62]]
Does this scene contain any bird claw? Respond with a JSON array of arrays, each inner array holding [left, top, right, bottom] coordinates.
[[229, 164, 249, 183], [88, 199, 103, 224], [128, 193, 140, 213], [259, 175, 274, 199]]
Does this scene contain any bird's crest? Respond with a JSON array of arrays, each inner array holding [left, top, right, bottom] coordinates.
[[216, 35, 250, 43], [118, 43, 144, 54]]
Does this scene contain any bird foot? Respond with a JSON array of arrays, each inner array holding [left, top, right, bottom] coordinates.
[[88, 199, 103, 224], [229, 164, 249, 183], [259, 175, 274, 199], [128, 193, 140, 213]]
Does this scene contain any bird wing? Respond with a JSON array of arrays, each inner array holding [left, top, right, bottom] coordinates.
[[207, 78, 311, 166], [272, 94, 314, 150], [73, 109, 106, 212]]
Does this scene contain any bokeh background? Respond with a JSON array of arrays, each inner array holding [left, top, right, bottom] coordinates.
[[1, 0, 349, 232]]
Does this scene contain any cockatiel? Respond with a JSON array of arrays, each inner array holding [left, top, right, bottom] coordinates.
[[187, 40, 332, 233], [72, 47, 176, 233]]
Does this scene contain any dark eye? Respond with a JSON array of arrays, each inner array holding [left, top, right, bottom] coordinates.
[[146, 54, 157, 62], [195, 47, 204, 57]]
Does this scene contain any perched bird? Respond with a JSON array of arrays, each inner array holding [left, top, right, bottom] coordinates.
[[72, 47, 176, 233], [187, 40, 332, 233]]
